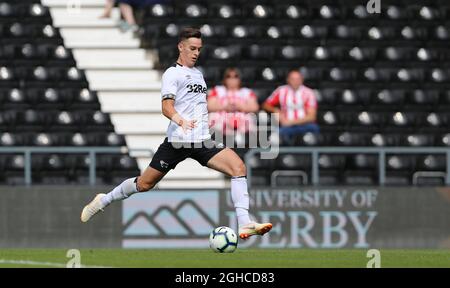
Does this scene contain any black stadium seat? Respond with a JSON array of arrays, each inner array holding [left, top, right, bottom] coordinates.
[[385, 154, 417, 185], [0, 1, 138, 184], [3, 0, 449, 186]]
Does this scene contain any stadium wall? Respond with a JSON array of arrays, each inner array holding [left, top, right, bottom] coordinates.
[[1, 186, 449, 249], [0, 186, 121, 248]]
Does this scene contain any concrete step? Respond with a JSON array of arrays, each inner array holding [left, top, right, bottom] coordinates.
[[65, 40, 140, 49], [126, 135, 166, 153], [74, 48, 149, 62], [73, 49, 153, 69], [86, 69, 160, 83], [111, 113, 168, 134], [126, 136, 161, 171], [60, 27, 135, 41], [91, 83, 161, 91], [98, 91, 161, 112], [54, 18, 118, 28], [135, 158, 150, 171], [49, 7, 118, 17], [86, 70, 160, 91], [60, 28, 139, 48], [50, 8, 121, 28], [42, 0, 105, 8]]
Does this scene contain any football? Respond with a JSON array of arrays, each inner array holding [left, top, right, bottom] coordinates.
[[209, 226, 238, 253]]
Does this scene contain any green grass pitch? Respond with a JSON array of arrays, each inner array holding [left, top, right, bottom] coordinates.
[[0, 249, 449, 268]]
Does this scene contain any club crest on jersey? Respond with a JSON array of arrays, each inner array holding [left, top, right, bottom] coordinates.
[[160, 160, 169, 169]]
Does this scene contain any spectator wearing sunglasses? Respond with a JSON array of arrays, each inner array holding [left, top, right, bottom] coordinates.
[[263, 69, 319, 146], [208, 68, 259, 140]]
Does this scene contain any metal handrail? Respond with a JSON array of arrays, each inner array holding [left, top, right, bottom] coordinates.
[[244, 147, 450, 187], [3, 146, 449, 187], [0, 146, 154, 186]]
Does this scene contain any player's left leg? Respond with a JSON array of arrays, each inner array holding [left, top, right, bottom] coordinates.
[[81, 167, 166, 223], [205, 148, 272, 239]]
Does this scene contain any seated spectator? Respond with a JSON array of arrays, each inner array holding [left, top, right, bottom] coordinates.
[[208, 68, 259, 144], [99, 0, 115, 19], [262, 69, 319, 146], [115, 0, 167, 32], [116, 0, 140, 32]]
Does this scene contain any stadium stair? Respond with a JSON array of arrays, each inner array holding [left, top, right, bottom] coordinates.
[[42, 0, 226, 188]]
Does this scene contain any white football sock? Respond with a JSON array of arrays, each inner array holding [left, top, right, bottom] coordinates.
[[231, 176, 251, 227], [101, 177, 138, 207]]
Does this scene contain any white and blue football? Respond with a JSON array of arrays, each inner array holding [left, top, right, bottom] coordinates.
[[209, 226, 238, 253]]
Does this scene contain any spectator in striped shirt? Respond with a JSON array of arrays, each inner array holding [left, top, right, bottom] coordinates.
[[208, 68, 259, 138], [262, 69, 319, 146]]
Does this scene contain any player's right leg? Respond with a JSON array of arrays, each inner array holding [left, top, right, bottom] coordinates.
[[205, 147, 272, 239], [80, 167, 166, 223]]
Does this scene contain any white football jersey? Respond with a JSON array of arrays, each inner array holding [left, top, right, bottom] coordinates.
[[161, 63, 210, 142]]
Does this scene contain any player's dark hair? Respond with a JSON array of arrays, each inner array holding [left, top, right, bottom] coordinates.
[[179, 27, 202, 42]]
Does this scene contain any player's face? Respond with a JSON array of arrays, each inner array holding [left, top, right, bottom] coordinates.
[[287, 71, 303, 90], [179, 37, 202, 67]]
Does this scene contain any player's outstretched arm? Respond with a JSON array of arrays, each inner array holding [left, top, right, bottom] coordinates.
[[162, 98, 197, 132]]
